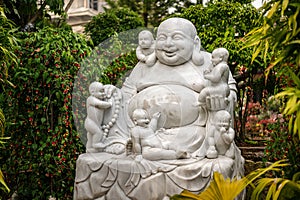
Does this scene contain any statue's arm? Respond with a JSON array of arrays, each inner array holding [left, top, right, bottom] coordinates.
[[228, 70, 237, 102], [204, 64, 229, 83], [131, 129, 142, 154], [149, 112, 160, 131], [149, 119, 158, 131], [136, 46, 146, 62], [228, 70, 237, 92], [221, 128, 235, 144], [88, 97, 112, 109]]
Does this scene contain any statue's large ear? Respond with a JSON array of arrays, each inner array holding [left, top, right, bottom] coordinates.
[[192, 36, 204, 66], [194, 36, 201, 52]]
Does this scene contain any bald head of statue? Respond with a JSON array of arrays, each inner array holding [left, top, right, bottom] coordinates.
[[155, 17, 203, 66]]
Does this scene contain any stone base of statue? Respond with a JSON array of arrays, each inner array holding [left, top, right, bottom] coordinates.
[[74, 149, 243, 200]]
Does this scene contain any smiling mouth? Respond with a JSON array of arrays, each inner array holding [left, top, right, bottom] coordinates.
[[165, 51, 176, 57]]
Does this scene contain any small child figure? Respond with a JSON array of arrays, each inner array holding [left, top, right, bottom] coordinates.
[[206, 110, 235, 159], [198, 47, 230, 108], [85, 82, 112, 153], [131, 109, 189, 161], [136, 30, 156, 66]]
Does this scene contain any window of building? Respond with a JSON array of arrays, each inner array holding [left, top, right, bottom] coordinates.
[[89, 0, 98, 10]]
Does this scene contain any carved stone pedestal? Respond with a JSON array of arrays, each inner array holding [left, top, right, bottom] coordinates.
[[74, 152, 242, 200]]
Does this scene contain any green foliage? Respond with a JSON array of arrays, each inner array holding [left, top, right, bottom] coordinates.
[[0, 108, 10, 194], [275, 69, 300, 138], [2, 0, 66, 28], [84, 8, 144, 46], [0, 170, 9, 194], [105, 0, 196, 27], [101, 51, 138, 86], [251, 172, 300, 200], [0, 6, 18, 88], [177, 0, 260, 52], [264, 117, 300, 178], [244, 0, 300, 76], [243, 0, 300, 180], [0, 6, 16, 195], [0, 27, 91, 199], [171, 160, 290, 200]]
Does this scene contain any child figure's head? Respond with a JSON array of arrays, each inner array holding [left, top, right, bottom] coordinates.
[[89, 82, 105, 99], [132, 108, 150, 127], [214, 110, 231, 132], [138, 30, 154, 49], [211, 48, 229, 66]]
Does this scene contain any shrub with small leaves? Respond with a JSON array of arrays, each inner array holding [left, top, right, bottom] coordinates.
[[0, 27, 91, 199], [264, 118, 300, 179], [84, 7, 144, 46]]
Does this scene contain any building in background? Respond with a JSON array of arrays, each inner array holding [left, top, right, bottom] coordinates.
[[65, 0, 107, 33]]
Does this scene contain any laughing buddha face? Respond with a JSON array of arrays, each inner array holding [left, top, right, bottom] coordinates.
[[155, 18, 198, 66]]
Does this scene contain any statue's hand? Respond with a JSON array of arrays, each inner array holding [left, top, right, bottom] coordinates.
[[206, 95, 229, 111], [220, 127, 228, 134], [152, 112, 161, 119], [228, 90, 237, 103], [141, 57, 147, 62], [203, 69, 211, 75]]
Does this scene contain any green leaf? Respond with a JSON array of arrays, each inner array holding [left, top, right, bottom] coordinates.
[[292, 172, 300, 182], [0, 170, 9, 193], [0, 108, 5, 135], [275, 180, 290, 199], [41, 118, 46, 123], [282, 0, 289, 16]]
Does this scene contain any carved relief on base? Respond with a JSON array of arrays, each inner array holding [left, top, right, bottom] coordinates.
[[74, 152, 242, 200]]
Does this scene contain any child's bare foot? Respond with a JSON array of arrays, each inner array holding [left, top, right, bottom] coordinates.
[[206, 146, 218, 159]]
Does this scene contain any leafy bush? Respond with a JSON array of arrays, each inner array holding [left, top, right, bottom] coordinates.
[[84, 7, 144, 46], [0, 6, 18, 88], [0, 6, 18, 196], [240, 90, 300, 182], [176, 0, 261, 67], [264, 118, 300, 178], [244, 0, 300, 74], [243, 0, 300, 175], [0, 27, 91, 199]]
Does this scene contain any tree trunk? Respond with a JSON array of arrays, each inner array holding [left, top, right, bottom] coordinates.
[[65, 0, 75, 13], [28, 1, 46, 25]]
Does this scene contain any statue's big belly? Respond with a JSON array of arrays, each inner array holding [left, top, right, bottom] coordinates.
[[128, 85, 199, 128]]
